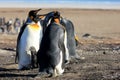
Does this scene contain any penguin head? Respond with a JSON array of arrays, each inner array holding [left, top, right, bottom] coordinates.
[[54, 11, 60, 18], [52, 11, 61, 24], [28, 9, 42, 23]]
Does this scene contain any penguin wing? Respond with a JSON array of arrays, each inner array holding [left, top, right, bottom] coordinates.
[[15, 24, 27, 63]]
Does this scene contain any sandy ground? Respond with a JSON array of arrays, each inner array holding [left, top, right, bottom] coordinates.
[[0, 8, 120, 80], [0, 8, 120, 38]]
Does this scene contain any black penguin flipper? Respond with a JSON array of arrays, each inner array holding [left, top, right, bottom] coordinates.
[[15, 24, 27, 63]]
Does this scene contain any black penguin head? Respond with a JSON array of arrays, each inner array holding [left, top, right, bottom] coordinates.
[[52, 11, 61, 23], [28, 9, 42, 23], [53, 11, 60, 19]]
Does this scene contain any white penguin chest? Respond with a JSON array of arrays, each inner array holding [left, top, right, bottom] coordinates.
[[20, 24, 42, 52]]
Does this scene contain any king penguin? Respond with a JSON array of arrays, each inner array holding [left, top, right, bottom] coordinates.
[[15, 9, 43, 70]]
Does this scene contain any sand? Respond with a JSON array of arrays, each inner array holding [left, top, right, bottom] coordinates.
[[0, 8, 120, 38]]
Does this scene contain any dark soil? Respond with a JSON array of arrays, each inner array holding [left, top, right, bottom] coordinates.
[[0, 34, 120, 80]]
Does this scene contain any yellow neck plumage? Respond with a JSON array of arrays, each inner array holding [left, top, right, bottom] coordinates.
[[29, 23, 40, 30]]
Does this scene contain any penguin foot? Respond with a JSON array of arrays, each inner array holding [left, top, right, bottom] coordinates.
[[70, 54, 80, 60], [20, 66, 31, 70], [35, 72, 50, 78], [75, 55, 80, 60]]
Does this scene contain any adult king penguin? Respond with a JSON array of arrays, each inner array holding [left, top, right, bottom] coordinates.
[[60, 17, 80, 59], [16, 9, 43, 70], [37, 11, 69, 77]]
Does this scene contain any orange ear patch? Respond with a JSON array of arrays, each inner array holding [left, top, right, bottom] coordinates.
[[54, 18, 60, 24], [29, 24, 40, 30]]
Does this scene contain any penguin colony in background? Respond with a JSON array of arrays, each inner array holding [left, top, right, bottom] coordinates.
[[15, 9, 80, 77]]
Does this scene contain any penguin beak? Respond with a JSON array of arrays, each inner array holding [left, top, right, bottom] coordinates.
[[36, 9, 42, 12], [29, 9, 42, 23], [29, 9, 42, 16], [34, 9, 42, 14]]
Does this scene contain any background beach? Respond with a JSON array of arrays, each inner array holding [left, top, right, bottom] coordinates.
[[0, 0, 120, 79], [0, 8, 120, 38], [0, 0, 120, 38]]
